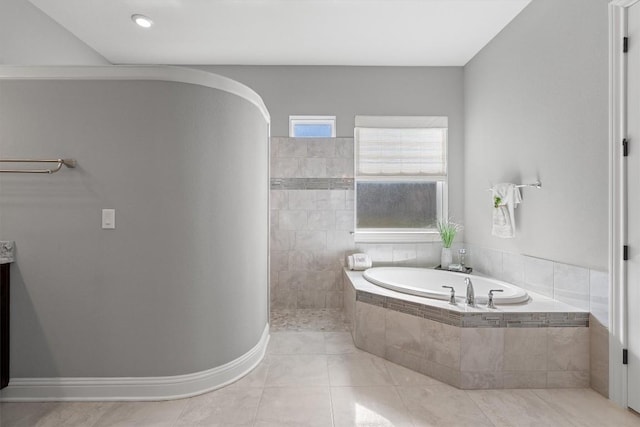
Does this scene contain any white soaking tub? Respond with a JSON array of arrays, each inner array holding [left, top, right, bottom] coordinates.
[[363, 267, 529, 304]]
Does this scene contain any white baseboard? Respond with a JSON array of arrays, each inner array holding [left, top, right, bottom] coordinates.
[[0, 324, 269, 402]]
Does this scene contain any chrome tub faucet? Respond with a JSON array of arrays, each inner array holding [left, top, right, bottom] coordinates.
[[465, 277, 475, 306]]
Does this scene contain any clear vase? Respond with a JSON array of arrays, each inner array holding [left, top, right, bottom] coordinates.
[[441, 247, 453, 269]]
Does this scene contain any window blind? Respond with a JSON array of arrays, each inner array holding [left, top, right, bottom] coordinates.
[[354, 116, 448, 177]]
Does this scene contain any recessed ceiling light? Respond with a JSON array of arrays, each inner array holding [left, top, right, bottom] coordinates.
[[131, 14, 153, 28]]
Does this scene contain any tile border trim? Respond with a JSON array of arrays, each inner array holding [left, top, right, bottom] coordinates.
[[355, 290, 589, 328], [270, 178, 354, 190]]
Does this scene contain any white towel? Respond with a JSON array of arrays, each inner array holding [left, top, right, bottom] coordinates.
[[491, 183, 522, 238], [347, 253, 372, 271]]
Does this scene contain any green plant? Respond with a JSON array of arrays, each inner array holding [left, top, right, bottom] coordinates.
[[437, 219, 462, 248], [494, 196, 502, 208]]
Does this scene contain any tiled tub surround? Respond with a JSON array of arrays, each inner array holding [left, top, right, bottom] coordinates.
[[343, 269, 591, 390], [467, 245, 610, 397], [467, 245, 609, 328]]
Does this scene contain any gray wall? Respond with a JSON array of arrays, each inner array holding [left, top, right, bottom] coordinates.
[[463, 0, 609, 270], [0, 80, 268, 377], [198, 65, 465, 223], [0, 0, 108, 65], [196, 66, 463, 135]]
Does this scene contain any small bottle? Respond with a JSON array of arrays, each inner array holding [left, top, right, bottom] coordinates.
[[459, 248, 466, 268]]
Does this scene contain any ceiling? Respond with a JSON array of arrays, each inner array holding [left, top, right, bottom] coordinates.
[[29, 0, 531, 66]]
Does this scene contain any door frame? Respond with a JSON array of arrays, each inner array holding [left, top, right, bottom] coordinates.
[[610, 0, 640, 409]]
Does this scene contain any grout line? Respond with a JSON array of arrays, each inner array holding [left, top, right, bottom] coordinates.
[[326, 356, 336, 427], [382, 359, 400, 387], [84, 402, 116, 427], [527, 389, 578, 426], [251, 357, 272, 427], [170, 397, 191, 427], [462, 389, 499, 427], [250, 386, 266, 427], [551, 259, 557, 301], [393, 383, 420, 426], [529, 389, 562, 420], [544, 328, 549, 388], [322, 331, 329, 356]]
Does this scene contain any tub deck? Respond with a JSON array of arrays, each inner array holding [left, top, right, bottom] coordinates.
[[348, 269, 588, 328]]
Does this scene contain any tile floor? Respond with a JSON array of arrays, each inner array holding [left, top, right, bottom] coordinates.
[[1, 309, 639, 426]]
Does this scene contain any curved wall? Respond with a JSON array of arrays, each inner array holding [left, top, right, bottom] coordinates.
[[0, 67, 269, 395]]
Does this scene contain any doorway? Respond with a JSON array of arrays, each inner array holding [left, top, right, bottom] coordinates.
[[628, 1, 640, 412], [612, 0, 640, 411]]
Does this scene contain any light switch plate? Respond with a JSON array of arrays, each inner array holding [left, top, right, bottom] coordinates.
[[102, 209, 115, 229]]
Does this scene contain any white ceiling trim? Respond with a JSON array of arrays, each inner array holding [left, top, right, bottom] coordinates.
[[0, 65, 270, 121]]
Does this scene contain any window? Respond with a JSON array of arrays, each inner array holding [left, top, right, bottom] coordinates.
[[289, 115, 336, 138], [354, 116, 448, 242]]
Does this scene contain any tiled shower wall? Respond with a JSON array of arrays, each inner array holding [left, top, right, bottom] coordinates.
[[269, 137, 446, 309], [270, 137, 355, 309]]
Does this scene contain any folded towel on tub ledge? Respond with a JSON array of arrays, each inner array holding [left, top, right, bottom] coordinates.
[[347, 253, 372, 271]]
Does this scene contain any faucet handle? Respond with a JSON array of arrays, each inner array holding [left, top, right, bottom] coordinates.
[[442, 285, 457, 305], [487, 289, 504, 309]]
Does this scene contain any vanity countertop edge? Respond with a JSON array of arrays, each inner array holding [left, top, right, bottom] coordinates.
[[0, 241, 15, 265]]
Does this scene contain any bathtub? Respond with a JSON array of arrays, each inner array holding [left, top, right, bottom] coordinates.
[[363, 267, 529, 304], [344, 268, 589, 390]]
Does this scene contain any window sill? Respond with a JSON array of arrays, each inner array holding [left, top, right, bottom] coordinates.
[[353, 231, 442, 243]]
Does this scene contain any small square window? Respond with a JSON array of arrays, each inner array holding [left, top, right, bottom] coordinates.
[[289, 115, 336, 138]]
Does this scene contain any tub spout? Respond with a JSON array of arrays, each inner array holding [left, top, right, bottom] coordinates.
[[465, 277, 475, 307]]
